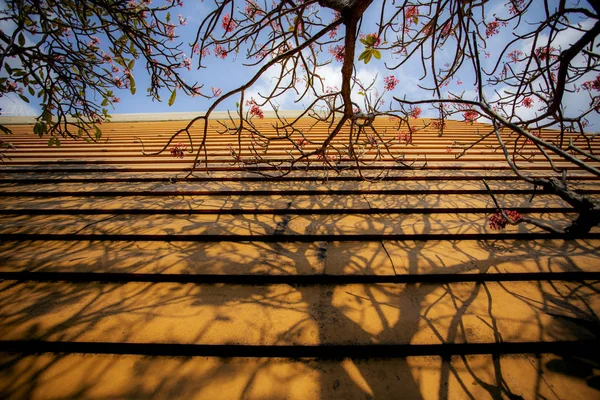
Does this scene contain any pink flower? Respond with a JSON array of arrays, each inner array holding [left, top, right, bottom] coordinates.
[[170, 143, 187, 159], [112, 97, 121, 103], [211, 87, 222, 97], [178, 14, 187, 25], [489, 210, 521, 230], [383, 76, 399, 91], [245, 0, 261, 19], [485, 21, 500, 38], [214, 45, 227, 59], [88, 36, 100, 49], [409, 107, 421, 119], [222, 14, 236, 33], [582, 75, 600, 91], [431, 120, 446, 130], [329, 45, 344, 62], [165, 24, 176, 41], [113, 76, 124, 88], [509, 0, 525, 15], [246, 98, 264, 119], [182, 57, 192, 71], [296, 138, 308, 148], [405, 6, 418, 20], [522, 97, 534, 108], [463, 110, 479, 123], [535, 46, 556, 61], [507, 50, 523, 63], [445, 147, 453, 153]]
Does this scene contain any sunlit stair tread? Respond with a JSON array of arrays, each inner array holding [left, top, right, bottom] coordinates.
[[0, 239, 598, 278], [0, 279, 597, 346], [1, 352, 597, 400]]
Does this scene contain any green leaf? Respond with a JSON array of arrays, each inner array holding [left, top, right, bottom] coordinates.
[[34, 122, 46, 137], [166, 12, 170, 22], [129, 75, 136, 95], [357, 91, 365, 96], [95, 126, 102, 140], [373, 49, 381, 60], [28, 86, 34, 96], [42, 109, 52, 123], [101, 98, 108, 106], [18, 94, 29, 103], [364, 52, 372, 64], [358, 50, 369, 61], [359, 38, 369, 46], [236, 102, 239, 108], [127, 59, 135, 70], [47, 137, 55, 146], [168, 89, 176, 106], [412, 16, 419, 25], [18, 32, 25, 47]]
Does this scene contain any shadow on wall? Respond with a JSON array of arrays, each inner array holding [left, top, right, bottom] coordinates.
[[0, 235, 599, 398]]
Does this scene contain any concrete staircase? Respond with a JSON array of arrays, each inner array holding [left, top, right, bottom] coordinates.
[[0, 119, 599, 399]]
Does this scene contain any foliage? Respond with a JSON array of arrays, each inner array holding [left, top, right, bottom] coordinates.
[[0, 0, 204, 142]]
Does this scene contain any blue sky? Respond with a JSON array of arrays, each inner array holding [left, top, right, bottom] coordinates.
[[1, 0, 598, 129]]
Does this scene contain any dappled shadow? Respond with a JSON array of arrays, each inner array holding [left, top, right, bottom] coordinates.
[[0, 235, 599, 399]]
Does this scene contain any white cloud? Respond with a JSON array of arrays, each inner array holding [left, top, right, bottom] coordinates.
[[0, 94, 38, 116]]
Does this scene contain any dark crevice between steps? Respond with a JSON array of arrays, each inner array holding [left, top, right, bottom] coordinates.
[[0, 207, 576, 216], [1, 271, 598, 285], [0, 340, 597, 358], [5, 189, 598, 196], [2, 232, 599, 242], [1, 176, 599, 184]]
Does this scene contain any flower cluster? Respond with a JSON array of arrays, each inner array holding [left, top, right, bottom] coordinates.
[[582, 75, 600, 91], [489, 210, 522, 230], [431, 120, 446, 130], [525, 131, 541, 145], [405, 6, 418, 20], [485, 21, 500, 38], [396, 132, 410, 142], [463, 110, 479, 123], [296, 138, 308, 148], [214, 45, 228, 59], [522, 97, 534, 108], [222, 14, 236, 33], [368, 134, 377, 146], [170, 143, 187, 158], [246, 98, 264, 119], [535, 46, 556, 61], [384, 76, 399, 91], [409, 106, 421, 119], [244, 0, 262, 19], [508, 0, 526, 15], [507, 50, 523, 63], [329, 45, 345, 62]]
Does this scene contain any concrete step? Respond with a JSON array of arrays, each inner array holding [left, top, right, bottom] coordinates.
[[0, 352, 597, 400], [0, 239, 598, 281], [0, 279, 597, 346], [0, 193, 574, 215], [0, 212, 585, 239]]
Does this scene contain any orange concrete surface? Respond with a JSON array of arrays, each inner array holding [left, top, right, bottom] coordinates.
[[0, 118, 599, 399]]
